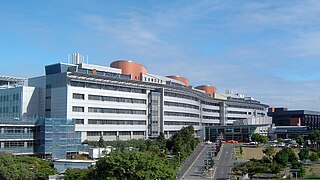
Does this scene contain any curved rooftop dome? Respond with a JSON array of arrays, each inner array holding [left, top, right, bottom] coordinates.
[[166, 75, 189, 86], [110, 60, 147, 80], [195, 85, 217, 97]]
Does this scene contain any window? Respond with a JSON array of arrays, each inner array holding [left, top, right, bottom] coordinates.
[[119, 131, 130, 135], [74, 119, 84, 124], [103, 131, 117, 136], [87, 131, 101, 136], [72, 106, 84, 112], [88, 107, 146, 115], [133, 131, 144, 135], [73, 93, 84, 100]]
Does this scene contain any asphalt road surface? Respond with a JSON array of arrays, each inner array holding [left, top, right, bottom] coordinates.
[[214, 144, 235, 180], [177, 144, 209, 179]]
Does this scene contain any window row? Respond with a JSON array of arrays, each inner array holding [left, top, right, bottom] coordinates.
[[164, 101, 199, 110], [0, 127, 34, 133], [164, 121, 199, 126], [164, 92, 199, 102], [88, 107, 146, 115], [227, 104, 264, 111], [0, 93, 20, 102], [202, 116, 220, 120], [227, 110, 247, 115], [164, 111, 199, 118], [202, 108, 220, 113], [88, 119, 146, 125], [0, 106, 19, 113], [70, 81, 146, 94], [88, 95, 146, 104], [201, 101, 220, 106], [87, 131, 143, 136], [1, 140, 34, 147]]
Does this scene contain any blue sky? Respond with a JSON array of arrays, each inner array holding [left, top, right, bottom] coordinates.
[[1, 0, 320, 110]]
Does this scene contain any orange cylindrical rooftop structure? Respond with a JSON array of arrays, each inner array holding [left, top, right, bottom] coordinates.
[[195, 85, 217, 97], [110, 60, 147, 80], [166, 75, 189, 86]]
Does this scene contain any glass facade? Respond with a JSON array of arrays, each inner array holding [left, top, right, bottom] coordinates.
[[205, 125, 258, 142], [0, 118, 82, 159]]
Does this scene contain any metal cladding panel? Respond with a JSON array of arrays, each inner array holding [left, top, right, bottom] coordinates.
[[166, 75, 189, 86], [110, 60, 147, 80]]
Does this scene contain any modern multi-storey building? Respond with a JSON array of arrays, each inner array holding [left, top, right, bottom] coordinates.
[[267, 107, 320, 139], [0, 53, 270, 144]]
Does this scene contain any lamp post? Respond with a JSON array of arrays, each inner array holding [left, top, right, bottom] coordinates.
[[178, 151, 181, 166]]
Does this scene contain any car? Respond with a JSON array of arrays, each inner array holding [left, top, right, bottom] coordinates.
[[270, 143, 277, 147], [205, 141, 212, 145]]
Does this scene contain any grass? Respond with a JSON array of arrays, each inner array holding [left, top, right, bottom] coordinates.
[[304, 163, 320, 179], [234, 145, 320, 179]]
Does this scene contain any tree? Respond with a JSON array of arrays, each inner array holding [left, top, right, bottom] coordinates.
[[157, 132, 166, 149], [98, 135, 104, 147], [65, 168, 90, 180], [251, 133, 268, 144], [0, 153, 56, 180], [274, 147, 298, 167], [295, 135, 304, 146], [91, 151, 176, 180], [309, 153, 319, 163], [251, 133, 260, 142], [277, 138, 284, 143], [263, 147, 276, 158], [310, 130, 320, 148], [298, 148, 309, 162], [240, 146, 243, 155]]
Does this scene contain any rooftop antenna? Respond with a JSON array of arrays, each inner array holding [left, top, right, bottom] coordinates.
[[87, 55, 89, 64]]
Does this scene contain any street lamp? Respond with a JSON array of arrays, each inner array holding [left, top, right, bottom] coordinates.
[[178, 152, 181, 166]]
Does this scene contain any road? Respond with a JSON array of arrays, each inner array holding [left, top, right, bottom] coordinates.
[[177, 144, 209, 179], [214, 144, 235, 180]]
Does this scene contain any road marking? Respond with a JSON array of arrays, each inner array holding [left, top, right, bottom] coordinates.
[[180, 146, 207, 179]]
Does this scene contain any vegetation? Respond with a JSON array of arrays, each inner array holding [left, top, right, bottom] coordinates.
[[309, 153, 319, 163], [88, 151, 176, 180], [263, 147, 276, 158], [67, 125, 199, 180], [310, 130, 320, 148], [251, 133, 268, 144], [64, 168, 90, 180], [295, 135, 305, 146], [233, 147, 307, 179], [298, 148, 310, 162], [0, 152, 56, 180]]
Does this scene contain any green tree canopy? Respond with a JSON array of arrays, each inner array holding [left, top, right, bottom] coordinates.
[[90, 151, 176, 180], [0, 153, 56, 180], [274, 147, 298, 167], [295, 135, 304, 146], [65, 168, 91, 180], [309, 153, 319, 163], [310, 130, 320, 148], [251, 133, 268, 143], [263, 147, 276, 158], [298, 148, 309, 161]]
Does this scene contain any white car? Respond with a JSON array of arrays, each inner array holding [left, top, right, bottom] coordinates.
[[205, 141, 213, 145]]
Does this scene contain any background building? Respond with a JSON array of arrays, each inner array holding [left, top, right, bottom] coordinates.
[[267, 107, 320, 139], [0, 53, 271, 145]]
